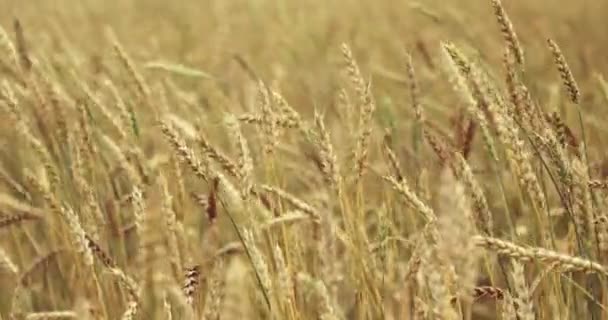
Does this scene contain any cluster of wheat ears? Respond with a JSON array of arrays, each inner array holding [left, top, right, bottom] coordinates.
[[1, 0, 608, 319]]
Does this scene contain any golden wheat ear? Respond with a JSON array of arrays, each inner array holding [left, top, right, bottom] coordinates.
[[547, 38, 580, 104]]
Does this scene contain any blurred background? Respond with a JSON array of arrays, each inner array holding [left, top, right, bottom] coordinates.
[[2, 0, 607, 110]]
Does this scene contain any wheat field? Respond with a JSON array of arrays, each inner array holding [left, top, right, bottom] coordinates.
[[1, 0, 608, 319]]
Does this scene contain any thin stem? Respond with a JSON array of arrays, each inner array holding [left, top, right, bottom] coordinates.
[[218, 198, 272, 311]]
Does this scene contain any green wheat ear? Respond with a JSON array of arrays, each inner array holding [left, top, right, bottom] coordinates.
[[377, 95, 396, 131]]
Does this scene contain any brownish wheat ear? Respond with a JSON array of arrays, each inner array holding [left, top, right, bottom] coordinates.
[[473, 286, 505, 300], [450, 286, 505, 304], [85, 235, 116, 268], [13, 18, 32, 72], [0, 211, 41, 228], [183, 265, 201, 305], [589, 180, 608, 189]]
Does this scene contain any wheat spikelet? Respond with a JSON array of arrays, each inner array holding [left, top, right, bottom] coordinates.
[[382, 175, 436, 223], [472, 286, 505, 301], [503, 49, 545, 133], [270, 88, 303, 129], [457, 115, 477, 159], [501, 293, 518, 320], [0, 80, 22, 120], [2, 85, 62, 188], [109, 267, 140, 300], [341, 43, 376, 182], [546, 112, 579, 151], [491, 0, 524, 66], [259, 184, 321, 223], [405, 52, 423, 123], [474, 235, 608, 276], [433, 170, 481, 304], [169, 152, 187, 205], [452, 153, 493, 235], [216, 171, 247, 215], [130, 186, 145, 233], [237, 113, 263, 125], [159, 174, 182, 272], [261, 210, 312, 230], [571, 158, 594, 239], [257, 80, 278, 155], [198, 130, 240, 179], [84, 235, 116, 268], [504, 49, 524, 115], [341, 44, 367, 107], [107, 29, 150, 99], [296, 272, 341, 320], [423, 125, 453, 166], [0, 210, 41, 228], [449, 286, 506, 304], [440, 43, 499, 162], [24, 170, 59, 214], [596, 216, 608, 254], [547, 38, 580, 104], [237, 112, 302, 130], [161, 121, 210, 182], [24, 311, 77, 319], [104, 78, 136, 135], [81, 182, 105, 239], [335, 88, 356, 132], [183, 265, 201, 306], [534, 128, 573, 188], [417, 251, 459, 320], [313, 111, 342, 190], [26, 133, 61, 190], [120, 300, 139, 320], [40, 76, 73, 149], [62, 206, 94, 266], [443, 42, 547, 215], [382, 133, 404, 182], [24, 172, 94, 266], [225, 114, 254, 197], [510, 261, 534, 320]]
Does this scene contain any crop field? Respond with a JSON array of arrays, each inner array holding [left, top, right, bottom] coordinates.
[[1, 0, 608, 319]]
